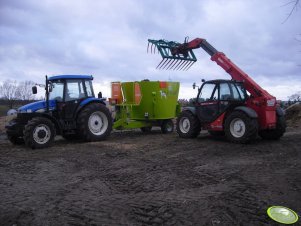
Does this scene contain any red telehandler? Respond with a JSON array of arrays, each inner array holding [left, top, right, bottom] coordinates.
[[148, 37, 286, 143]]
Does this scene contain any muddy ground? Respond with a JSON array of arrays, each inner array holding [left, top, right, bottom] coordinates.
[[0, 124, 300, 225]]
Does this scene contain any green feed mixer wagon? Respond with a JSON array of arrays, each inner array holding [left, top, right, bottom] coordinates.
[[110, 80, 180, 133]]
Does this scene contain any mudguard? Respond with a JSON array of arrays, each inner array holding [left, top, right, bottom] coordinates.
[[79, 97, 106, 107], [76, 98, 107, 118], [234, 106, 258, 118], [182, 106, 197, 115]]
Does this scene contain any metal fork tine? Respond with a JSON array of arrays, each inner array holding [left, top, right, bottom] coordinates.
[[178, 61, 189, 70], [174, 60, 186, 70], [166, 59, 176, 70], [172, 60, 182, 70], [185, 61, 195, 71], [156, 58, 166, 69], [169, 59, 180, 70], [162, 59, 172, 69], [159, 58, 169, 69], [147, 42, 150, 53], [182, 61, 193, 71]]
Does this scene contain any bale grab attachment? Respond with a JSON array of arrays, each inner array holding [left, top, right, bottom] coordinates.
[[147, 38, 197, 70]]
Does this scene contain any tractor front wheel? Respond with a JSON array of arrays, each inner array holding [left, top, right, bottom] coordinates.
[[224, 111, 258, 144], [161, 119, 174, 134], [24, 117, 56, 149], [77, 103, 112, 142], [176, 111, 201, 138]]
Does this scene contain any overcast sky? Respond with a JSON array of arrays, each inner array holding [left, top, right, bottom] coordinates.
[[0, 0, 300, 100]]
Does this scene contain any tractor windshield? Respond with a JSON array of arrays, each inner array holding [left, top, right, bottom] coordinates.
[[49, 81, 64, 101]]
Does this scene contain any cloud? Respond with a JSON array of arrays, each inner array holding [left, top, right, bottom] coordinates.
[[0, 0, 300, 100]]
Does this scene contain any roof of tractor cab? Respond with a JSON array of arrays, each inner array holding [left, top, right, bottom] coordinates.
[[48, 75, 93, 81], [205, 79, 243, 84]]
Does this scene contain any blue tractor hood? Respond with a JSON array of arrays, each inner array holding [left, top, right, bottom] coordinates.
[[18, 100, 57, 113]]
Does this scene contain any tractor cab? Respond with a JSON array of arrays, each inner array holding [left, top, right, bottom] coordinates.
[[48, 75, 95, 102], [47, 75, 96, 119], [195, 79, 247, 123]]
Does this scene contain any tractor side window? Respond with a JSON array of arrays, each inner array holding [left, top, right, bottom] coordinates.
[[198, 83, 216, 102], [65, 80, 85, 101], [230, 83, 241, 100], [85, 80, 94, 97], [219, 83, 231, 100], [49, 82, 64, 101], [236, 83, 247, 100]]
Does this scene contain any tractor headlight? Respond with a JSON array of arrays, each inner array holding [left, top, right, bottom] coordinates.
[[36, 108, 45, 113], [267, 98, 276, 107]]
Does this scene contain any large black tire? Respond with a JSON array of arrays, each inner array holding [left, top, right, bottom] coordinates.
[[23, 117, 56, 149], [7, 135, 24, 145], [224, 111, 258, 144], [161, 119, 174, 134], [259, 115, 286, 140], [77, 103, 112, 142], [176, 111, 201, 138]]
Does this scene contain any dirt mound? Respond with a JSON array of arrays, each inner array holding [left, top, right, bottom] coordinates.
[[285, 103, 301, 128]]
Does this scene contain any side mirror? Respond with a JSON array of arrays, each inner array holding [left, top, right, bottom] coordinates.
[[98, 92, 102, 99], [192, 82, 196, 89], [32, 86, 37, 94]]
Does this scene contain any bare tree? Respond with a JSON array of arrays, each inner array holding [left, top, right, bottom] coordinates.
[[288, 91, 301, 102], [0, 80, 19, 108], [16, 80, 35, 101], [283, 0, 300, 23]]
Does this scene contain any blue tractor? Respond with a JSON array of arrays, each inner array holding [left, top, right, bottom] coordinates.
[[6, 75, 112, 149]]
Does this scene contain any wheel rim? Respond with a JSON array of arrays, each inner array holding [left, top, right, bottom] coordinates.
[[33, 124, 51, 144], [229, 118, 246, 138], [88, 111, 108, 136], [166, 121, 173, 132], [179, 117, 190, 134]]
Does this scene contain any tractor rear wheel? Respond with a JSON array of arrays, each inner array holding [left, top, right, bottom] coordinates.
[[77, 103, 112, 142], [161, 119, 174, 134], [176, 111, 201, 138], [24, 117, 56, 149], [259, 115, 286, 140], [224, 111, 258, 144]]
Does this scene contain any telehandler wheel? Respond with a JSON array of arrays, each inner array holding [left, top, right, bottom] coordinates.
[[161, 119, 174, 134], [7, 135, 24, 145], [176, 111, 201, 138], [24, 117, 56, 149], [77, 103, 112, 142], [141, 127, 152, 133], [259, 115, 286, 140], [224, 111, 258, 144]]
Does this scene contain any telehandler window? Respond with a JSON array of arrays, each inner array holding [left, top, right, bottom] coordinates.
[[198, 83, 217, 102]]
